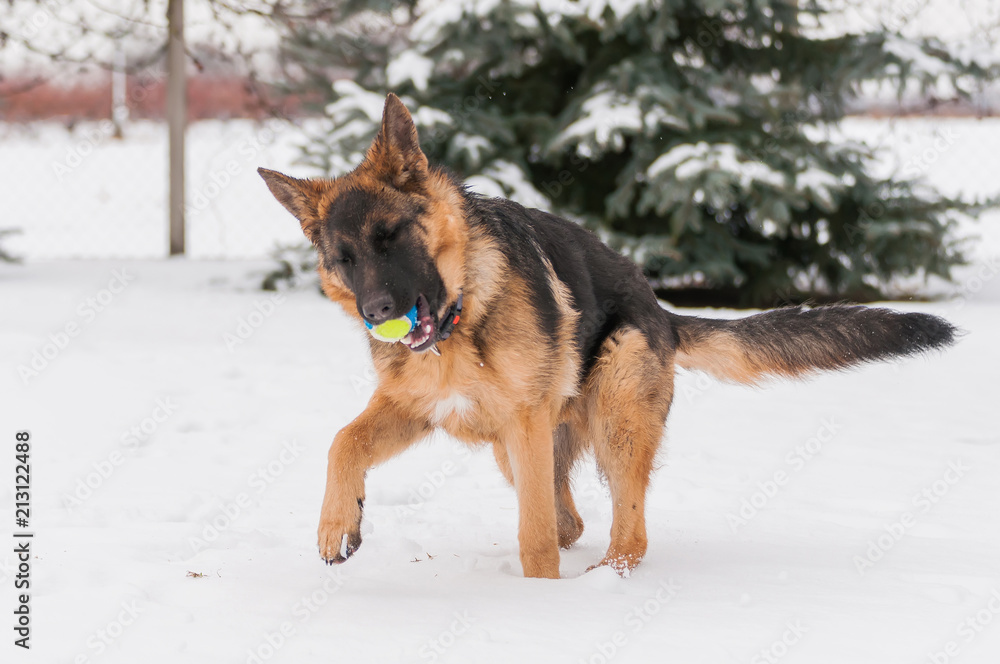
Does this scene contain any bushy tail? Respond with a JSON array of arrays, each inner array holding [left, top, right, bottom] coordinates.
[[666, 305, 957, 384]]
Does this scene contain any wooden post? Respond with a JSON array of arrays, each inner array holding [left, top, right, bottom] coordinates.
[[167, 0, 186, 255], [111, 47, 127, 138]]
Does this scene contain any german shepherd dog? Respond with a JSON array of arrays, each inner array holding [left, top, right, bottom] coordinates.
[[259, 94, 955, 579]]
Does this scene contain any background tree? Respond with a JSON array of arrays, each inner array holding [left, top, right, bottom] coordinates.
[[269, 0, 998, 306]]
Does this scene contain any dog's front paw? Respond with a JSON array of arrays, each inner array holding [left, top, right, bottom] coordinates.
[[318, 496, 364, 565], [318, 518, 363, 565]]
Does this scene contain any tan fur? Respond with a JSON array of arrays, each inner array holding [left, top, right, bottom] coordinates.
[[319, 214, 576, 576], [565, 327, 675, 574], [542, 257, 584, 400], [317, 392, 431, 562], [674, 331, 764, 383], [675, 329, 819, 384], [259, 95, 677, 579], [262, 93, 955, 577]]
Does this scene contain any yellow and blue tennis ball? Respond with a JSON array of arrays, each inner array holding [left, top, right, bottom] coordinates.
[[365, 304, 419, 343]]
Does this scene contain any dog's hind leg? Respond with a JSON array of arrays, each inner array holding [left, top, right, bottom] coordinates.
[[585, 327, 674, 576]]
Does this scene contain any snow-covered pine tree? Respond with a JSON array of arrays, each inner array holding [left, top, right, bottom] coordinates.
[[269, 0, 996, 306]]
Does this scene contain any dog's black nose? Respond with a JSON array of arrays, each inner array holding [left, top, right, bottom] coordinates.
[[361, 293, 395, 324]]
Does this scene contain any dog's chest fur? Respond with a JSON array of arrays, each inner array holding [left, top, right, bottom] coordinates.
[[430, 391, 475, 426], [373, 341, 491, 436]]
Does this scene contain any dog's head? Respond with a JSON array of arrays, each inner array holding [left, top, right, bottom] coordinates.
[[259, 94, 467, 353]]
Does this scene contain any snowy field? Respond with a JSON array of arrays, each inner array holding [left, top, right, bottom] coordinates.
[[1, 256, 997, 664], [2, 117, 999, 664], [3, 259, 999, 664]]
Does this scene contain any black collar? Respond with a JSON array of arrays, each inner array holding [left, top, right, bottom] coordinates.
[[437, 292, 463, 341]]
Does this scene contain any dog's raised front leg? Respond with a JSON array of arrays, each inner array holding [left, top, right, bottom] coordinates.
[[318, 392, 429, 564]]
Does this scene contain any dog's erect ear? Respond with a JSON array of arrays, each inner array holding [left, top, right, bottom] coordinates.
[[257, 167, 323, 241], [368, 93, 429, 192]]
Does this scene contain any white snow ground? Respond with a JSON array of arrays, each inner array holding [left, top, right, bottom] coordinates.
[[1, 117, 999, 663], [2, 258, 998, 664]]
